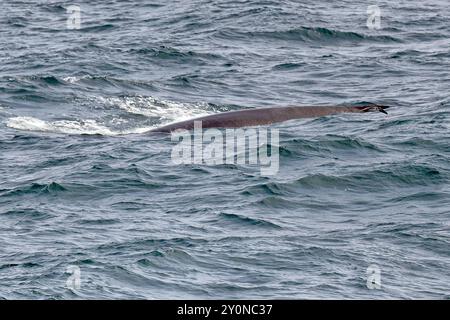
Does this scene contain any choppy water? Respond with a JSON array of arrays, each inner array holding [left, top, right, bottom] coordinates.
[[1, 0, 449, 299]]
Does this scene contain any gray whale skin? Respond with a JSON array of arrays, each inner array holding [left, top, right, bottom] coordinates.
[[149, 105, 389, 133]]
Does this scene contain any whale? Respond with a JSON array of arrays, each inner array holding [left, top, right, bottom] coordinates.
[[149, 105, 389, 133]]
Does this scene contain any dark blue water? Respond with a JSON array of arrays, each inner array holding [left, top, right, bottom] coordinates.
[[0, 0, 449, 299]]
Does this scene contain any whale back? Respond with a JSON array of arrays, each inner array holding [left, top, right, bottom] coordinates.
[[150, 105, 389, 133]]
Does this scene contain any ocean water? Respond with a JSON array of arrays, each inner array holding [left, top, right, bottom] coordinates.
[[0, 0, 449, 299]]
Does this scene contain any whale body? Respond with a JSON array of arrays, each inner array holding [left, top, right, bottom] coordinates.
[[149, 105, 389, 133]]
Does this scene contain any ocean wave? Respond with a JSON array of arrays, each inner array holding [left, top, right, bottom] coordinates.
[[1, 75, 64, 88], [216, 26, 401, 44], [78, 24, 117, 33], [218, 212, 282, 229], [27, 75, 63, 86], [1, 208, 54, 221], [127, 46, 224, 62], [242, 163, 444, 194], [2, 182, 66, 197], [62, 75, 156, 90], [97, 237, 208, 253], [296, 164, 443, 189]]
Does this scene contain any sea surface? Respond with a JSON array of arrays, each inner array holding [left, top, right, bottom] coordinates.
[[0, 0, 449, 299]]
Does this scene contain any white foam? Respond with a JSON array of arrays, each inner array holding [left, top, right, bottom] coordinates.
[[6, 116, 154, 136], [6, 96, 217, 135], [62, 75, 90, 83], [98, 96, 212, 122]]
